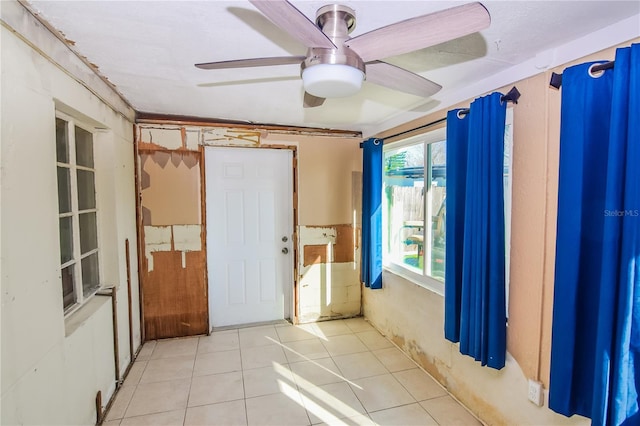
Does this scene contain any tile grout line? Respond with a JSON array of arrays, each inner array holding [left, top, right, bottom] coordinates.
[[325, 324, 376, 423], [235, 328, 251, 426], [181, 335, 202, 425], [117, 340, 154, 422], [361, 319, 483, 425]]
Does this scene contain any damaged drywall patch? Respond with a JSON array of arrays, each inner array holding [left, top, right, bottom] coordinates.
[[202, 128, 261, 146], [299, 226, 337, 245], [173, 224, 201, 252], [298, 224, 361, 322], [143, 225, 203, 271], [140, 127, 182, 150], [299, 224, 358, 267], [185, 129, 200, 150], [137, 125, 203, 151], [144, 225, 172, 271], [299, 226, 337, 270], [304, 245, 332, 266]]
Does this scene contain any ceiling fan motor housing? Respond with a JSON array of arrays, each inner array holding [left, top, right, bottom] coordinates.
[[301, 4, 365, 98]]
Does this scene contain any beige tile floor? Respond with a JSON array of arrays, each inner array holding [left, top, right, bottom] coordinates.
[[104, 318, 482, 426]]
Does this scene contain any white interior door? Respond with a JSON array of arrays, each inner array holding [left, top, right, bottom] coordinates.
[[205, 147, 293, 328]]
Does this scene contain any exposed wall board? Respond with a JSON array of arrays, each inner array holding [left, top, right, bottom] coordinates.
[[333, 224, 356, 263], [137, 143, 208, 340], [302, 225, 356, 266], [304, 244, 331, 266], [136, 125, 267, 150], [298, 224, 361, 322], [202, 128, 261, 146], [142, 224, 202, 271], [141, 250, 208, 339]]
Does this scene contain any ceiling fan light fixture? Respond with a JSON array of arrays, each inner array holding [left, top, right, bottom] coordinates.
[[302, 63, 364, 98]]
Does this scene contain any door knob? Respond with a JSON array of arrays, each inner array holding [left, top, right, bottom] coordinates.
[[282, 247, 289, 254]]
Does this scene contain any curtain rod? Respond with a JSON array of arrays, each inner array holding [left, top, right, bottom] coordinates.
[[549, 60, 614, 89], [457, 86, 521, 117], [379, 86, 521, 142], [378, 116, 448, 143]]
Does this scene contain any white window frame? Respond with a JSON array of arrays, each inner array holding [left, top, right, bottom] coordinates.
[[383, 127, 446, 295], [56, 111, 102, 315], [382, 110, 514, 300]]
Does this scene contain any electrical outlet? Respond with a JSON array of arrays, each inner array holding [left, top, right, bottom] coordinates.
[[528, 379, 544, 406]]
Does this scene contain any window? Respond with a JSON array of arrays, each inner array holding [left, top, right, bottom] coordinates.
[[56, 115, 100, 312], [382, 110, 513, 296], [382, 128, 446, 292]]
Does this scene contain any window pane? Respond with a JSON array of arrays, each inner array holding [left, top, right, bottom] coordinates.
[[56, 118, 69, 163], [62, 265, 75, 309], [429, 140, 446, 281], [77, 170, 96, 210], [81, 253, 100, 296], [75, 127, 94, 168], [79, 212, 98, 253], [384, 144, 425, 272], [57, 167, 72, 213], [59, 217, 74, 264]]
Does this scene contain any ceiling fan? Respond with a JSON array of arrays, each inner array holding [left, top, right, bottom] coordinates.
[[195, 1, 490, 107]]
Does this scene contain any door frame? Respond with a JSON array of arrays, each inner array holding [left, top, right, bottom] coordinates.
[[203, 144, 299, 328]]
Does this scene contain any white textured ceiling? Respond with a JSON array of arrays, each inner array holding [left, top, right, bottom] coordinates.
[[27, 1, 640, 136]]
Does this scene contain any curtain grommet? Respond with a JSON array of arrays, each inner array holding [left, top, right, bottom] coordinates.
[[456, 110, 466, 120], [588, 63, 607, 79], [373, 139, 381, 146]]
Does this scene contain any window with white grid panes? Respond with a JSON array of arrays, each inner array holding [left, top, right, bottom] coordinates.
[[56, 115, 100, 312]]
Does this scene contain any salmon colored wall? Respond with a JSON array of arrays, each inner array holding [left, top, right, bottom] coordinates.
[[537, 38, 640, 385], [510, 40, 640, 386], [369, 40, 638, 412], [507, 72, 550, 383], [140, 151, 202, 226], [263, 133, 362, 226], [297, 136, 361, 226]]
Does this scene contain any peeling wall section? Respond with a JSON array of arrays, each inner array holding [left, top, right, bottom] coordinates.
[[137, 141, 207, 340], [298, 224, 361, 322], [135, 126, 364, 326]]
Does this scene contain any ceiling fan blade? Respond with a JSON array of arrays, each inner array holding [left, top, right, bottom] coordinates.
[[195, 56, 306, 70], [346, 2, 490, 62], [303, 92, 325, 108], [249, 0, 336, 49], [365, 61, 442, 97]]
